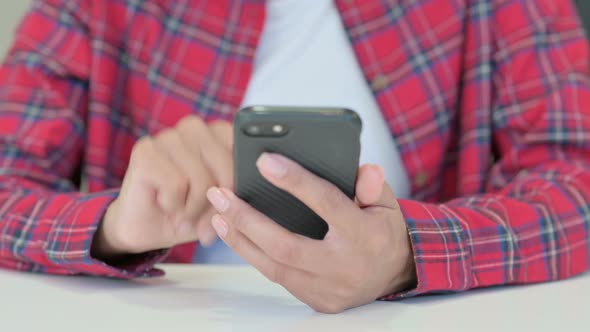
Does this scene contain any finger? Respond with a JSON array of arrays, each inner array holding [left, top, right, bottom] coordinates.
[[209, 120, 233, 151], [355, 164, 399, 210], [172, 210, 217, 245], [198, 223, 218, 247], [171, 204, 219, 246], [212, 212, 347, 314], [130, 137, 188, 214], [371, 182, 399, 210], [196, 207, 218, 247], [255, 153, 359, 230], [355, 164, 385, 208], [211, 214, 313, 286], [177, 117, 233, 188], [206, 187, 326, 272], [208, 121, 234, 190], [154, 129, 215, 220]]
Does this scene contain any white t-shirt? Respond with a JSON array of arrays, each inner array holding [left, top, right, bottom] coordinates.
[[194, 0, 410, 264]]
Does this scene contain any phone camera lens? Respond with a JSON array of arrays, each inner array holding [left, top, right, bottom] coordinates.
[[247, 125, 260, 135], [272, 125, 284, 134]]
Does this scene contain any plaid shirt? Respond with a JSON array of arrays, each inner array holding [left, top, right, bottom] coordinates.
[[0, 0, 589, 297]]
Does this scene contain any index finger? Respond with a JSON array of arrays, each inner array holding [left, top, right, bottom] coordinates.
[[209, 120, 233, 151], [207, 187, 327, 272], [177, 117, 233, 188], [256, 153, 360, 231]]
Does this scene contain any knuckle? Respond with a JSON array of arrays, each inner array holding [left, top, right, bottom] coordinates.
[[177, 115, 206, 133], [313, 300, 345, 314], [168, 175, 189, 195], [209, 120, 231, 131], [130, 136, 154, 162], [189, 175, 210, 193], [318, 184, 346, 214], [154, 128, 179, 144], [271, 238, 297, 263], [184, 188, 207, 217]]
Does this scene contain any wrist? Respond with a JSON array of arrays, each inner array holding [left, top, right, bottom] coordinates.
[[382, 232, 418, 297], [399, 238, 418, 290], [91, 201, 127, 260]]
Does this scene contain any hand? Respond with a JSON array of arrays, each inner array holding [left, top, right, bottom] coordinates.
[[206, 153, 416, 313], [92, 116, 233, 260]]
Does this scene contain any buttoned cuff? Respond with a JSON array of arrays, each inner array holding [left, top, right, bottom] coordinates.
[[379, 199, 472, 300], [45, 190, 167, 278]]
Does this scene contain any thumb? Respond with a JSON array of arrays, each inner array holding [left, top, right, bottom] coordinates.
[[355, 164, 398, 209], [373, 182, 399, 210]]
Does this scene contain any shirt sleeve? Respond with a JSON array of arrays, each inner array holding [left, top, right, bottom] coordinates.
[[382, 0, 590, 299], [0, 0, 165, 278]]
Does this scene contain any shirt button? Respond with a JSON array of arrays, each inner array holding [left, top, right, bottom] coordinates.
[[371, 74, 389, 91], [415, 171, 428, 187]]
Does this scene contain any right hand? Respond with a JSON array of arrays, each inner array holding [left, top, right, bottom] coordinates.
[[91, 116, 233, 259]]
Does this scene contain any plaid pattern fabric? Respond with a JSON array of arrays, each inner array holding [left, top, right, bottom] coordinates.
[[0, 0, 589, 296]]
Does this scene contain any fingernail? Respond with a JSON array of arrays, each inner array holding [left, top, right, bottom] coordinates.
[[257, 153, 288, 178], [211, 214, 228, 239], [206, 187, 229, 212]]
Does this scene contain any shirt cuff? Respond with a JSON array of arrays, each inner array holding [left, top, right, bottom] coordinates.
[[45, 190, 167, 278], [379, 199, 473, 300]]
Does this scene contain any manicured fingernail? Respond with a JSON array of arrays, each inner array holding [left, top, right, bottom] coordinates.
[[257, 153, 288, 178], [207, 187, 229, 212], [211, 214, 228, 239]]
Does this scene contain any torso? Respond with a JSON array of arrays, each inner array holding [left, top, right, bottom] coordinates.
[[72, 0, 494, 262]]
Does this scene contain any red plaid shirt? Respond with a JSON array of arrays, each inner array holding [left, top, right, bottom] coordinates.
[[0, 0, 589, 297]]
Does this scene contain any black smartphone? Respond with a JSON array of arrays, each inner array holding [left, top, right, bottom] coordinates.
[[233, 106, 362, 240]]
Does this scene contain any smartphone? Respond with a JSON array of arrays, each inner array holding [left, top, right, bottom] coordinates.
[[233, 106, 362, 240]]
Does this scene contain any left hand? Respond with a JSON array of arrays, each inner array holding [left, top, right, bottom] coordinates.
[[205, 153, 416, 313]]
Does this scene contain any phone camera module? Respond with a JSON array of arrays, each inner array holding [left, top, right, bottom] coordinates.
[[243, 123, 288, 137]]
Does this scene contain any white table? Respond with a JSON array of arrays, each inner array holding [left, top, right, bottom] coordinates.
[[1, 265, 588, 332]]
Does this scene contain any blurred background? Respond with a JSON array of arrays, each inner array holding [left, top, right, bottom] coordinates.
[[0, 2, 30, 56], [0, 1, 588, 59]]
